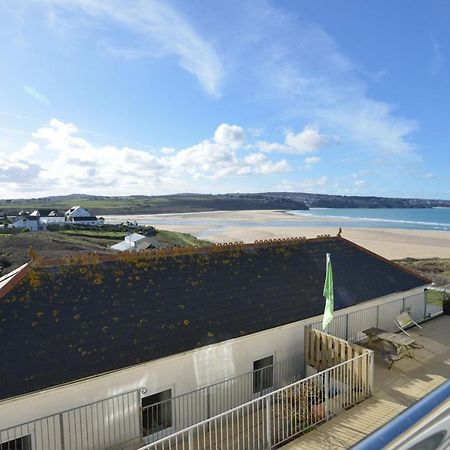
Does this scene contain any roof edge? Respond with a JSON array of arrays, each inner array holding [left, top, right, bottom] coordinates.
[[28, 234, 339, 269], [339, 236, 432, 285], [0, 262, 32, 300]]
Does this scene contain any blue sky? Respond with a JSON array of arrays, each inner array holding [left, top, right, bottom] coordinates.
[[0, 0, 449, 199]]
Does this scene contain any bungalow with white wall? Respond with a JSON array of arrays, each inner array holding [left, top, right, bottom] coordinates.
[[8, 208, 63, 231], [7, 206, 102, 231], [10, 215, 40, 231], [0, 235, 433, 449], [37, 209, 65, 226], [111, 233, 154, 252]]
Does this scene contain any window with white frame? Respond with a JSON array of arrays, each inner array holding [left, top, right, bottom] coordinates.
[[253, 355, 274, 393], [142, 389, 172, 435]]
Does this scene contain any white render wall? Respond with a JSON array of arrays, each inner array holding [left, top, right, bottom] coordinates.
[[0, 285, 427, 448], [11, 218, 39, 232], [39, 216, 65, 225]]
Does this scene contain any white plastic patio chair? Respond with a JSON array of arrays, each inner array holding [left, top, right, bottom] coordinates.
[[395, 311, 423, 336]]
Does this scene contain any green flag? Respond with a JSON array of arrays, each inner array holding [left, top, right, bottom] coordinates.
[[322, 253, 334, 331]]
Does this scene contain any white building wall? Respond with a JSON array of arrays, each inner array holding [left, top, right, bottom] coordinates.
[[0, 286, 427, 449], [70, 219, 103, 226], [39, 217, 65, 225], [11, 218, 39, 231]]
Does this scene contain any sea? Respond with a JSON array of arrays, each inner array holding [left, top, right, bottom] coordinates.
[[289, 208, 450, 232], [105, 208, 450, 234]]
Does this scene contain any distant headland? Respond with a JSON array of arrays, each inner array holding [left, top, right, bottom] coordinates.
[[0, 192, 449, 215]]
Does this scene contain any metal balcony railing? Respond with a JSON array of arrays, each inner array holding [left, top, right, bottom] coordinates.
[[141, 353, 304, 443], [0, 354, 304, 450], [138, 338, 374, 450], [0, 389, 142, 450], [310, 290, 441, 343]]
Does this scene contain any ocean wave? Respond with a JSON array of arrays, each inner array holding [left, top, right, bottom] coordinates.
[[289, 210, 450, 228]]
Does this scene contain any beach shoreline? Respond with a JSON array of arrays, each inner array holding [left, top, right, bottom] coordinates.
[[104, 210, 450, 260]]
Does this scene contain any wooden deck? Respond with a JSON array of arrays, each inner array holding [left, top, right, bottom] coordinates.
[[284, 315, 450, 449]]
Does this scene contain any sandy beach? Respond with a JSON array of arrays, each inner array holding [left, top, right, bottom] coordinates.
[[105, 210, 450, 260]]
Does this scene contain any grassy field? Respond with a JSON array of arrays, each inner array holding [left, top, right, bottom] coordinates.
[[58, 229, 128, 240], [0, 193, 305, 215], [394, 258, 450, 285], [155, 230, 211, 247], [0, 228, 211, 276]]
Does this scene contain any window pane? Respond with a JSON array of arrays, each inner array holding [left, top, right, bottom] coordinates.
[[253, 356, 274, 393], [0, 435, 32, 450], [142, 389, 172, 435]]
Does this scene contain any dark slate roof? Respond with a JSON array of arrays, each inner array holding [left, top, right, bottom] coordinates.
[[0, 236, 429, 400], [70, 216, 99, 221], [37, 209, 61, 217], [13, 216, 39, 221]]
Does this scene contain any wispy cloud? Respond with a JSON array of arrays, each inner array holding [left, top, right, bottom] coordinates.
[[42, 0, 223, 96], [0, 111, 35, 119], [431, 39, 445, 76], [0, 127, 29, 135], [24, 85, 50, 105], [237, 1, 418, 158]]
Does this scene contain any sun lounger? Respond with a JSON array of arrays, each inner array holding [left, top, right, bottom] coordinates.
[[395, 311, 423, 336]]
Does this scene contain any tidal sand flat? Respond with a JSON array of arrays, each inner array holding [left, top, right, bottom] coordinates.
[[105, 210, 450, 260]]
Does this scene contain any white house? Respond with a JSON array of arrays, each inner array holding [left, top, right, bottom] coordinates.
[[38, 210, 65, 226], [111, 233, 153, 252], [9, 209, 64, 231], [0, 235, 433, 449], [7, 206, 103, 231], [10, 215, 40, 231], [64, 206, 104, 226]]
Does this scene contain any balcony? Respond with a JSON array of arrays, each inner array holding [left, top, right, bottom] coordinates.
[[137, 330, 373, 449], [285, 314, 450, 449]]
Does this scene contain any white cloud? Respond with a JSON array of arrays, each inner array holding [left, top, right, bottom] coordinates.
[[41, 0, 223, 96], [303, 156, 321, 169], [0, 119, 290, 196], [167, 129, 288, 180], [214, 124, 246, 149], [258, 126, 327, 155], [304, 156, 321, 165], [0, 142, 42, 185], [285, 127, 326, 154], [160, 146, 175, 155], [24, 85, 50, 105]]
